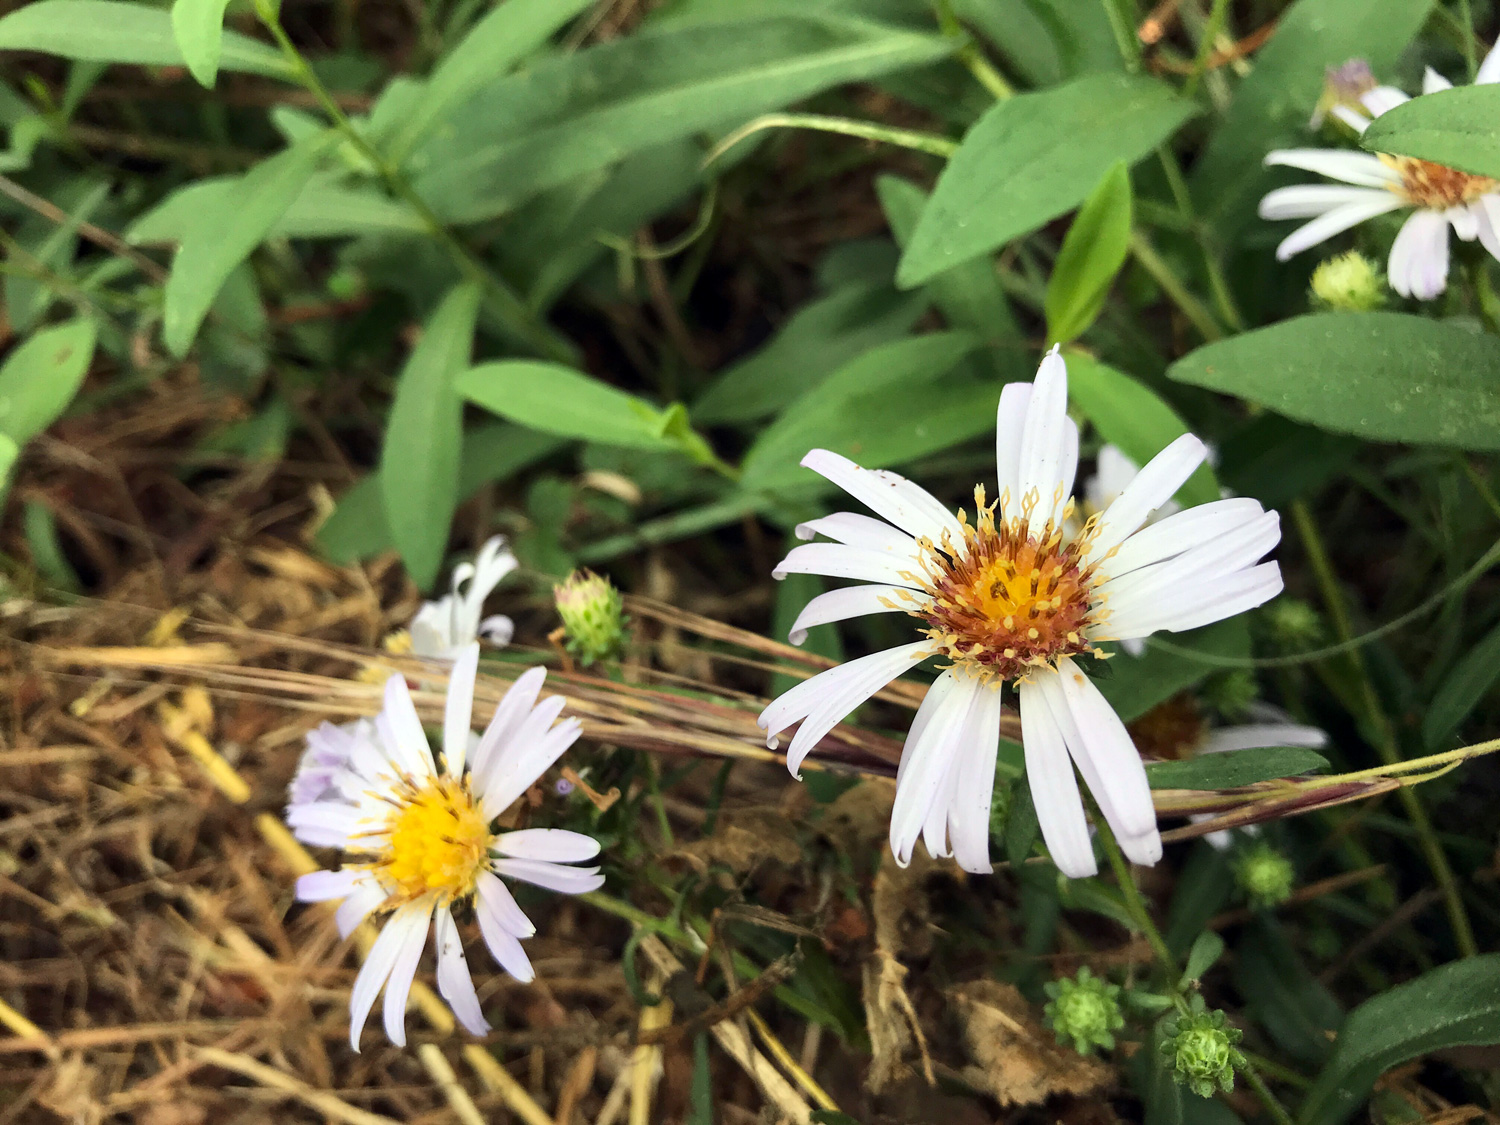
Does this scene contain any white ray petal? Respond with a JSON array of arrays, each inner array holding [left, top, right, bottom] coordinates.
[[480, 714, 582, 820], [1423, 67, 1454, 94], [995, 381, 1032, 521], [476, 878, 535, 982], [1479, 39, 1500, 84], [897, 670, 963, 788], [788, 584, 920, 645], [382, 904, 433, 1047], [1053, 658, 1159, 850], [948, 684, 1003, 874], [1449, 204, 1480, 242], [795, 512, 920, 555], [470, 666, 548, 782], [348, 904, 428, 1052], [443, 643, 480, 777], [1017, 347, 1072, 533], [1100, 511, 1281, 613], [493, 858, 605, 896], [800, 449, 962, 545], [1018, 675, 1095, 878], [335, 876, 388, 940], [1259, 183, 1393, 220], [1361, 85, 1411, 116], [1097, 497, 1267, 582], [889, 674, 982, 866], [434, 907, 489, 1035], [1105, 562, 1283, 639], [1389, 208, 1450, 299], [1200, 723, 1327, 755], [1274, 194, 1405, 261], [380, 674, 436, 778], [1087, 434, 1206, 565], [476, 871, 536, 937], [1476, 196, 1500, 261], [296, 867, 361, 902], [1264, 149, 1401, 187], [773, 543, 924, 587], [496, 829, 601, 863]]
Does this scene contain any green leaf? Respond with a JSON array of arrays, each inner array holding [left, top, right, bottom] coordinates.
[[897, 73, 1194, 287], [1146, 747, 1329, 791], [1005, 778, 1039, 866], [692, 281, 925, 425], [163, 133, 334, 358], [0, 319, 98, 443], [457, 362, 673, 450], [380, 282, 481, 590], [1423, 619, 1500, 749], [410, 14, 954, 223], [1094, 619, 1249, 723], [129, 174, 425, 244], [23, 499, 80, 592], [1360, 84, 1500, 180], [1045, 161, 1132, 346], [1180, 932, 1225, 987], [1191, 0, 1434, 224], [1067, 354, 1218, 508], [1301, 955, 1500, 1125], [739, 332, 982, 491], [384, 0, 596, 162], [0, 0, 293, 78], [170, 0, 232, 87], [1235, 918, 1342, 1068], [1169, 313, 1500, 452], [687, 1033, 713, 1125]]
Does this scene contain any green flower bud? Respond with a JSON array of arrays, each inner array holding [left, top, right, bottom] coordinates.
[[554, 570, 628, 667], [1160, 996, 1246, 1099], [1310, 251, 1385, 312], [1264, 598, 1323, 651], [1233, 841, 1295, 909], [1201, 670, 1259, 722], [1044, 967, 1124, 1056]]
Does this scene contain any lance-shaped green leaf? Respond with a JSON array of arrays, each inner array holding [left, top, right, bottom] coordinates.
[[0, 318, 98, 444], [1423, 619, 1500, 749], [1145, 747, 1329, 790], [1045, 161, 1132, 346], [897, 73, 1194, 288], [380, 282, 481, 590], [1169, 312, 1500, 451], [1301, 955, 1500, 1125], [162, 131, 334, 358], [1360, 83, 1500, 180], [0, 0, 292, 78], [457, 362, 676, 450], [170, 0, 233, 88]]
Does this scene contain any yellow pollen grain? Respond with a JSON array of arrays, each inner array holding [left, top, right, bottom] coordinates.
[[382, 775, 493, 904]]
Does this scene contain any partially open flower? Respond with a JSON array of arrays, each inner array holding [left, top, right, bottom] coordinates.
[[410, 535, 518, 659]]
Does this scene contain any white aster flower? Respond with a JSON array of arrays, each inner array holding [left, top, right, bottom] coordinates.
[[1260, 43, 1500, 299], [758, 349, 1283, 879], [288, 644, 603, 1049], [410, 535, 518, 659]]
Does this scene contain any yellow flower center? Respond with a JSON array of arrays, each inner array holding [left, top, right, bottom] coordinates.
[[380, 775, 492, 904], [1382, 154, 1497, 209], [904, 487, 1103, 683]]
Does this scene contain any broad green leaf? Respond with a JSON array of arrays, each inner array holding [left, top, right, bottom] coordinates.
[[951, 0, 1122, 86], [1169, 313, 1500, 452], [162, 132, 334, 357], [1045, 161, 1131, 346], [129, 174, 424, 244], [1423, 618, 1500, 749], [1192, 0, 1434, 224], [380, 282, 481, 590], [693, 281, 926, 425], [1361, 84, 1500, 180], [0, 319, 98, 443], [1145, 747, 1329, 791], [897, 73, 1194, 287], [1095, 619, 1249, 722], [0, 0, 292, 78], [384, 0, 596, 162], [1067, 354, 1219, 507], [6, 178, 108, 334], [1180, 932, 1225, 987], [170, 0, 232, 88], [410, 14, 953, 223], [1300, 955, 1500, 1125], [458, 362, 673, 450], [1236, 918, 1342, 1067], [739, 331, 981, 490]]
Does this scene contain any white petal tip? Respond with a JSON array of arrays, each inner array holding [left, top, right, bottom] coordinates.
[[787, 629, 808, 646]]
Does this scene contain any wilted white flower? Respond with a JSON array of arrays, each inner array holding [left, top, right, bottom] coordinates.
[[760, 349, 1283, 879], [288, 645, 603, 1048], [1260, 43, 1500, 299], [410, 535, 518, 658]]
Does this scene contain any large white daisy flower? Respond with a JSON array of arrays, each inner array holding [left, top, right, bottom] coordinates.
[[1260, 43, 1500, 299], [288, 644, 603, 1049], [758, 350, 1283, 879], [410, 534, 518, 658]]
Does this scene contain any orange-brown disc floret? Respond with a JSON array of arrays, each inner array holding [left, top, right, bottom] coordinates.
[[1383, 154, 1498, 209], [909, 487, 1102, 683]]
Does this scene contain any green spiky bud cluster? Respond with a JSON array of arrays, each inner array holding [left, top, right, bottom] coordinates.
[[1202, 669, 1259, 722], [1160, 996, 1246, 1098], [1044, 967, 1124, 1056], [1264, 598, 1323, 651], [1310, 251, 1385, 312], [554, 570, 628, 667], [1233, 841, 1295, 909]]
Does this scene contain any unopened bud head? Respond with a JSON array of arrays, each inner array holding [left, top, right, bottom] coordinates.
[[554, 570, 627, 667], [1234, 841, 1295, 909], [1160, 997, 1246, 1099], [1310, 251, 1385, 311], [1044, 967, 1124, 1056]]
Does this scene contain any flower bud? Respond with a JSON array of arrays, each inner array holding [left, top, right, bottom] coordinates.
[[1309, 59, 1377, 132], [1160, 996, 1246, 1098], [1264, 598, 1323, 651], [1044, 967, 1124, 1055], [554, 570, 628, 667], [1310, 251, 1385, 312], [1202, 670, 1259, 722], [1233, 841, 1295, 909]]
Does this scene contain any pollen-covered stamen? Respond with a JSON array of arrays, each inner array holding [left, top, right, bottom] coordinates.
[[1382, 154, 1498, 209], [376, 774, 492, 904], [912, 486, 1103, 682]]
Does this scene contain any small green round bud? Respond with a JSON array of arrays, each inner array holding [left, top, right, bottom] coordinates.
[[1201, 670, 1258, 722], [1233, 841, 1295, 909], [1044, 967, 1124, 1056], [326, 267, 366, 301], [1310, 251, 1385, 312], [1160, 997, 1246, 1099], [1264, 598, 1323, 651], [554, 570, 628, 667]]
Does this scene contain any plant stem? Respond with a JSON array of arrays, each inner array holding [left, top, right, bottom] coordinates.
[[703, 112, 958, 169], [1241, 1057, 1299, 1125], [1184, 0, 1231, 98], [1096, 815, 1180, 979], [1457, 0, 1478, 82], [1129, 229, 1224, 341], [1291, 500, 1479, 958], [1099, 0, 1143, 71], [255, 5, 576, 363], [933, 0, 1014, 99]]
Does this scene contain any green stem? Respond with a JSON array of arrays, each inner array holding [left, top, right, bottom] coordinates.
[[1240, 1057, 1299, 1125], [1457, 0, 1478, 82], [1099, 0, 1143, 71], [1129, 229, 1224, 342], [1183, 0, 1231, 98], [255, 4, 575, 363], [703, 112, 958, 169], [1096, 815, 1180, 980], [933, 0, 1015, 99], [1291, 500, 1479, 958]]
